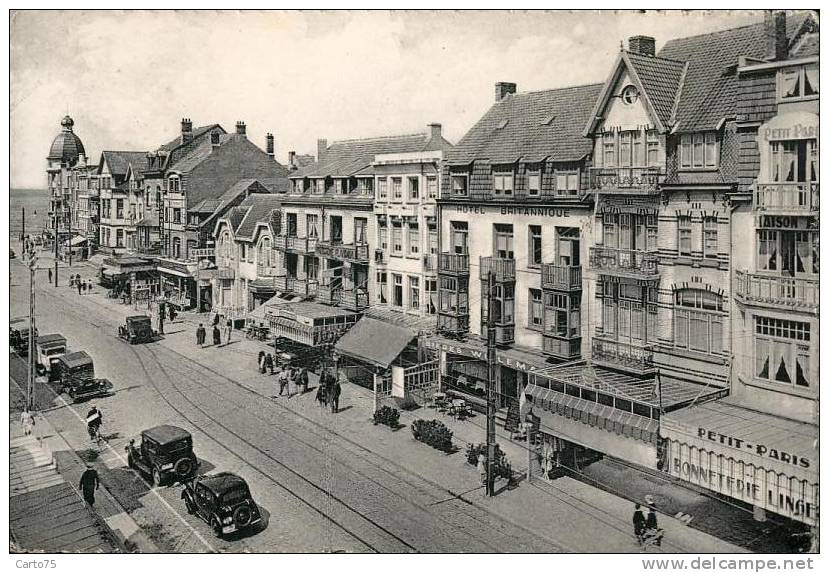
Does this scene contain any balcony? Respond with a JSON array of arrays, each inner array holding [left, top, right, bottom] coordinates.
[[591, 337, 655, 375], [754, 182, 819, 215], [257, 263, 281, 278], [274, 275, 294, 292], [479, 256, 516, 282], [588, 167, 664, 193], [542, 335, 582, 360], [315, 283, 340, 305], [734, 270, 819, 312], [437, 313, 469, 335], [438, 253, 469, 276], [590, 247, 659, 280], [316, 241, 370, 264], [493, 324, 514, 345], [285, 236, 317, 254], [340, 288, 370, 312], [293, 278, 319, 298], [541, 264, 582, 291], [273, 235, 287, 250]]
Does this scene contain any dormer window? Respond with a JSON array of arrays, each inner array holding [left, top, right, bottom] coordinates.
[[451, 174, 468, 197], [493, 168, 514, 196], [778, 64, 819, 102], [168, 176, 181, 193], [679, 133, 718, 170], [621, 85, 639, 105]]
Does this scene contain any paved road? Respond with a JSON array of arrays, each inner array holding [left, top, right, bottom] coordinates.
[[11, 258, 564, 553]]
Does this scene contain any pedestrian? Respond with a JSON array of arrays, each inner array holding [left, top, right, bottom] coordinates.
[[645, 508, 661, 546], [79, 465, 99, 506], [87, 279, 93, 293], [300, 366, 309, 393], [213, 313, 221, 327], [196, 323, 206, 346], [278, 366, 288, 396], [48, 268, 52, 284], [287, 367, 298, 398], [330, 379, 341, 413], [258, 351, 266, 373], [77, 279, 82, 295], [265, 353, 274, 375], [81, 280, 87, 294], [224, 318, 233, 346], [20, 409, 35, 436], [169, 305, 177, 322], [316, 381, 327, 407], [158, 313, 165, 335], [477, 453, 487, 486], [212, 324, 221, 346], [632, 503, 646, 545]]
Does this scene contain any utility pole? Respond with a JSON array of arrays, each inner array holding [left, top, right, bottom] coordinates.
[[486, 270, 497, 496], [53, 208, 59, 288], [21, 206, 25, 242], [27, 249, 38, 411]]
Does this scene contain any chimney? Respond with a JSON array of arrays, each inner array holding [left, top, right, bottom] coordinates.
[[317, 139, 328, 164], [235, 121, 246, 137], [266, 133, 275, 159], [211, 131, 221, 147], [428, 123, 442, 140], [495, 82, 517, 102], [628, 35, 656, 56], [181, 117, 193, 144], [288, 151, 297, 170], [764, 10, 788, 61]]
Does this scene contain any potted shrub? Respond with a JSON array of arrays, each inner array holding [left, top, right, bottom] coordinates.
[[373, 405, 400, 428], [411, 419, 454, 452]]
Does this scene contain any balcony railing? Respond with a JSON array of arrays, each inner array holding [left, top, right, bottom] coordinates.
[[315, 283, 340, 305], [754, 182, 819, 214], [542, 335, 582, 360], [591, 337, 655, 374], [494, 324, 514, 345], [316, 241, 370, 263], [541, 264, 582, 291], [274, 275, 294, 292], [273, 235, 287, 250], [734, 270, 819, 311], [590, 246, 659, 278], [480, 256, 516, 282], [438, 253, 469, 275], [437, 313, 469, 335], [285, 236, 317, 254], [257, 263, 280, 278], [293, 278, 319, 297], [588, 167, 665, 192]]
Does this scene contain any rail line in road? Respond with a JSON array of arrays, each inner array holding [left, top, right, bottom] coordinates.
[[127, 342, 416, 553], [144, 345, 560, 553]]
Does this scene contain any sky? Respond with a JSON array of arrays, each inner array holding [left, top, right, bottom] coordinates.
[[10, 9, 765, 188]]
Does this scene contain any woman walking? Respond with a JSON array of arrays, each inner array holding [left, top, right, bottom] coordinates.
[[21, 409, 35, 437], [258, 351, 266, 374]]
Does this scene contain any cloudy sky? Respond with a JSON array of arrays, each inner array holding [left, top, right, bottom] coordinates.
[[10, 10, 763, 188]]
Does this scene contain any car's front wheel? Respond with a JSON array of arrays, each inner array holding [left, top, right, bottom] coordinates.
[[183, 495, 196, 515], [152, 468, 163, 487]]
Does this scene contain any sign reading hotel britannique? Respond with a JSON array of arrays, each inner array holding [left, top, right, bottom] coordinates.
[[454, 205, 570, 218]]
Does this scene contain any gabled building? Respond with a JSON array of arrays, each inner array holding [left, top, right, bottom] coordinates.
[[428, 82, 601, 412], [97, 150, 151, 253], [46, 116, 86, 241]]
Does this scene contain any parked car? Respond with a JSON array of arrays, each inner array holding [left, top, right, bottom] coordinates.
[[10, 317, 38, 355], [35, 333, 68, 379], [182, 472, 261, 539], [54, 351, 110, 401], [126, 425, 199, 486], [118, 315, 156, 344]]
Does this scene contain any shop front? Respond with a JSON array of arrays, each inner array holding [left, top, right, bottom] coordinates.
[[660, 399, 819, 526], [156, 258, 199, 310]]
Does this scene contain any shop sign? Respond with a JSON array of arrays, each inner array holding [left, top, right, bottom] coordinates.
[[421, 339, 541, 373], [758, 112, 819, 142], [668, 446, 817, 525], [755, 214, 818, 230], [453, 205, 570, 218], [697, 427, 811, 469]]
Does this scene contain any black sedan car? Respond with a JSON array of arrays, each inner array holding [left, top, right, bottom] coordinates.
[[182, 472, 261, 539]]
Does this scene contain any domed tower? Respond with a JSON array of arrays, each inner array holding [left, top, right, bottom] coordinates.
[[46, 115, 86, 232]]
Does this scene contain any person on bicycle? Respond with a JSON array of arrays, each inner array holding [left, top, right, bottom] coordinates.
[[87, 405, 103, 439]]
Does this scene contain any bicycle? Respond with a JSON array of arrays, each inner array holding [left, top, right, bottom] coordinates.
[[88, 423, 104, 448]]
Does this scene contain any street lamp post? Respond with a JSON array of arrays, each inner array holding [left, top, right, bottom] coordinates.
[[27, 250, 38, 411]]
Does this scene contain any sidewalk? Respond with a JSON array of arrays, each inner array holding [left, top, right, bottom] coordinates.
[[9, 414, 160, 553]]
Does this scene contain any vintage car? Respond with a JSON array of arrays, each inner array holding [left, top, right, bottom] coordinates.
[[35, 333, 68, 379], [54, 351, 111, 401], [118, 315, 156, 344], [126, 425, 199, 486], [10, 317, 38, 355], [182, 472, 261, 539]]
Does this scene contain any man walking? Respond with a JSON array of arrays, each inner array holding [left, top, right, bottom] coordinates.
[[212, 324, 221, 346], [48, 268, 52, 284], [632, 503, 646, 545], [224, 318, 233, 346], [196, 323, 206, 347], [79, 465, 99, 507], [330, 379, 341, 413], [300, 367, 309, 393]]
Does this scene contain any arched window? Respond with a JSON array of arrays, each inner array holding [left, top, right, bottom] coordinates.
[[257, 237, 271, 267], [673, 289, 724, 355]]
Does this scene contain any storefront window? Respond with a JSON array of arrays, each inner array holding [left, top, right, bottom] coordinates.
[[755, 317, 810, 388]]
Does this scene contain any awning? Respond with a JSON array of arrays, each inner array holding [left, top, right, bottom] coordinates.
[[248, 292, 301, 320], [335, 317, 415, 369], [64, 236, 88, 247]]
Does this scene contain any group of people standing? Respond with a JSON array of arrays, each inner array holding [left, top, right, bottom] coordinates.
[[632, 502, 663, 547], [315, 368, 342, 414], [70, 274, 94, 294], [194, 313, 233, 347]]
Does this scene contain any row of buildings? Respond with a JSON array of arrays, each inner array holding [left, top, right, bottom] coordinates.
[[46, 12, 818, 531]]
